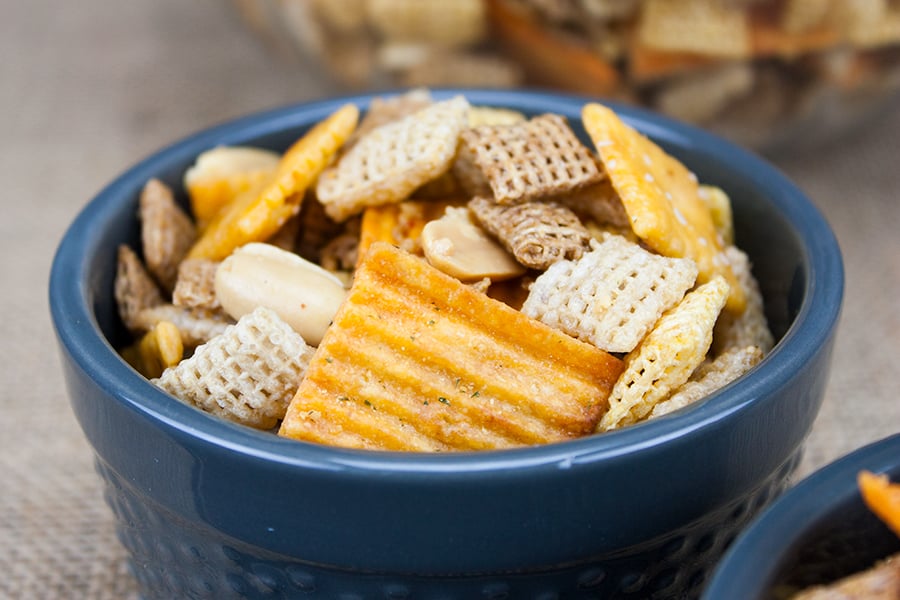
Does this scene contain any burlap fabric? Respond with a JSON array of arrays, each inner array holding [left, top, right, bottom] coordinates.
[[2, 1, 898, 598]]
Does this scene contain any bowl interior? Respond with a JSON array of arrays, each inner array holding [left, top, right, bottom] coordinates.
[[703, 434, 900, 599], [51, 88, 843, 470]]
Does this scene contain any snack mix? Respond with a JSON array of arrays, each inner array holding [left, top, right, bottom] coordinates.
[[115, 90, 774, 451], [233, 0, 900, 150]]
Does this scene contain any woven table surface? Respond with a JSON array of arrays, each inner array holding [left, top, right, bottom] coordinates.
[[3, 1, 899, 598]]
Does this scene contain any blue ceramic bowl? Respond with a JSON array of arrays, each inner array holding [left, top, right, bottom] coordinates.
[[49, 90, 844, 600], [703, 434, 900, 599]]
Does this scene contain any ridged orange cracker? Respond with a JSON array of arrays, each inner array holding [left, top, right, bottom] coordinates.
[[599, 276, 730, 431], [188, 103, 359, 260], [279, 242, 623, 451], [582, 102, 745, 312]]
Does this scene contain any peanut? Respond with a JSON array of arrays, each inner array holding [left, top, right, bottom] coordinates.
[[215, 243, 347, 345], [421, 207, 525, 281]]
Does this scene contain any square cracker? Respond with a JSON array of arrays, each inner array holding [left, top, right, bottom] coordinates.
[[582, 102, 745, 313], [279, 242, 623, 451]]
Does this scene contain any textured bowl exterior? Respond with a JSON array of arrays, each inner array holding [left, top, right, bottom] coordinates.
[[50, 90, 844, 599], [703, 434, 900, 600]]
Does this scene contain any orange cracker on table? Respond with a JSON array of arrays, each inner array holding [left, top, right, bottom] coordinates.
[[279, 242, 624, 451], [188, 103, 359, 261], [582, 102, 745, 313]]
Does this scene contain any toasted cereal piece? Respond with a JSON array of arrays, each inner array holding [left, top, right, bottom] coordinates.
[[522, 233, 698, 353], [421, 206, 525, 281], [649, 345, 764, 418], [558, 179, 631, 229], [121, 320, 184, 380], [358, 199, 462, 261], [486, 0, 619, 95], [188, 103, 359, 261], [637, 0, 751, 58], [183, 146, 280, 230], [346, 88, 433, 151], [455, 113, 605, 205], [469, 197, 592, 270], [713, 246, 774, 354], [698, 185, 734, 246], [132, 304, 233, 347], [279, 242, 623, 451], [294, 194, 345, 263], [859, 471, 900, 537], [316, 96, 469, 222], [139, 179, 196, 293], [318, 218, 361, 273], [115, 245, 164, 333], [366, 0, 487, 47], [154, 307, 314, 430], [654, 62, 755, 124], [172, 258, 220, 311], [582, 102, 745, 312], [598, 276, 730, 431]]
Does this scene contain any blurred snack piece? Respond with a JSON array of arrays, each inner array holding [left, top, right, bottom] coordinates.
[[233, 0, 900, 152]]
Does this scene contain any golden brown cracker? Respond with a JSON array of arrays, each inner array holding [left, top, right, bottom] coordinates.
[[279, 242, 623, 451], [582, 102, 745, 312]]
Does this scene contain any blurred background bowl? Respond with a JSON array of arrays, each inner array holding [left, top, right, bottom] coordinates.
[[703, 433, 900, 599], [49, 90, 843, 599], [230, 0, 900, 154]]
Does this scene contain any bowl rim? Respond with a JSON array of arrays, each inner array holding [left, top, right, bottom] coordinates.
[[49, 88, 844, 477], [702, 432, 900, 598]]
